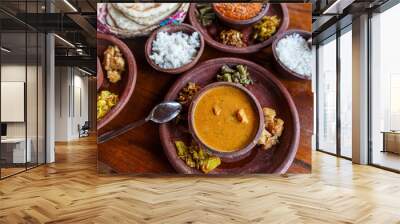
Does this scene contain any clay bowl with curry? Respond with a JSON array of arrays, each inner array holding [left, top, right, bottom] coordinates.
[[188, 82, 265, 162], [212, 3, 270, 29], [97, 33, 137, 130]]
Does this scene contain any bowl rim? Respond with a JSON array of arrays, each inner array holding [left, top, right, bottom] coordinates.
[[144, 23, 205, 75], [187, 81, 265, 161], [97, 57, 104, 91], [97, 32, 137, 130], [212, 3, 270, 27], [272, 29, 312, 80]]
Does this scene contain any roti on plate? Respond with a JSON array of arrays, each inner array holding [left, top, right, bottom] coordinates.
[[107, 4, 146, 31], [112, 3, 180, 26]]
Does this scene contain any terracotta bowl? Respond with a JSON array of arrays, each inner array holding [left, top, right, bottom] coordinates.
[[97, 33, 137, 130], [212, 3, 270, 29], [187, 82, 265, 162], [145, 23, 204, 75], [189, 3, 289, 54], [97, 57, 104, 91], [272, 29, 312, 80], [160, 58, 300, 174]]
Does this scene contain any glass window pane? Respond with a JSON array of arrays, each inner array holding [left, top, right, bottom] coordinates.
[[38, 33, 45, 165], [1, 31, 27, 177], [0, 0, 46, 179], [371, 3, 400, 171], [318, 37, 337, 154], [340, 29, 352, 158], [27, 31, 38, 169]]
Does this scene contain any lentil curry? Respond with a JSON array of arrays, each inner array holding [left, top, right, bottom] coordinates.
[[193, 85, 258, 152], [213, 3, 263, 21]]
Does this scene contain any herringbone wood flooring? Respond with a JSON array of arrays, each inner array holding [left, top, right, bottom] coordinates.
[[1, 136, 399, 224]]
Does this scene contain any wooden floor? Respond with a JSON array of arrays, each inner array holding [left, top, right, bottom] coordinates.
[[0, 136, 400, 223], [1, 167, 26, 178], [372, 150, 400, 171]]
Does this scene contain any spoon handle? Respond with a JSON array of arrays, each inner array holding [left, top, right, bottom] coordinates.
[[98, 118, 148, 144], [307, 37, 312, 49]]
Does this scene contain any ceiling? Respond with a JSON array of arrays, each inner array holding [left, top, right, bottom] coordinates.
[[0, 0, 96, 74], [0, 0, 95, 14], [312, 0, 391, 43]]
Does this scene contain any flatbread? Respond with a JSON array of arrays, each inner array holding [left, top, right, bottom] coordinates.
[[98, 3, 190, 38], [112, 3, 178, 18], [129, 4, 180, 26], [107, 4, 145, 31], [112, 3, 180, 26], [106, 14, 115, 27]]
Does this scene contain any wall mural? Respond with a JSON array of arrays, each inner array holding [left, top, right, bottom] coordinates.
[[96, 3, 313, 175]]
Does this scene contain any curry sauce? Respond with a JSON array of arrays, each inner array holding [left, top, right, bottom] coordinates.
[[193, 85, 258, 152]]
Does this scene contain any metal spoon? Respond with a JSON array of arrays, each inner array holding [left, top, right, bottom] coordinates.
[[307, 37, 312, 49], [98, 101, 182, 144]]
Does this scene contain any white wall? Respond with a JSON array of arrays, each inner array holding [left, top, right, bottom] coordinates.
[[55, 66, 70, 141], [1, 65, 41, 138], [54, 67, 89, 141], [1, 64, 24, 138], [1, 65, 25, 138], [1, 64, 46, 164], [72, 73, 89, 138]]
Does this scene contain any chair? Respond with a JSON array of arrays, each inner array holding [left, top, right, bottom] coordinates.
[[78, 121, 90, 138]]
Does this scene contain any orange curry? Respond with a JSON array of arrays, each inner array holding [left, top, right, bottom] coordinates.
[[193, 85, 258, 152], [214, 3, 263, 20]]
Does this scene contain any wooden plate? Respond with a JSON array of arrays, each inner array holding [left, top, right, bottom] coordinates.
[[97, 33, 137, 130], [159, 58, 300, 174], [188, 3, 289, 54]]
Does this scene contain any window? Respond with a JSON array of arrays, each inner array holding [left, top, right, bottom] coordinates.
[[316, 26, 353, 159], [317, 37, 337, 154], [389, 74, 400, 130], [0, 1, 47, 179], [339, 29, 352, 158], [370, 2, 400, 171]]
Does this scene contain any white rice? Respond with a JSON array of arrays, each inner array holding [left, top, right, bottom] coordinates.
[[150, 31, 200, 69], [275, 33, 311, 77]]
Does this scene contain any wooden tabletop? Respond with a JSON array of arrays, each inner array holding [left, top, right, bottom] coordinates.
[[98, 3, 313, 174]]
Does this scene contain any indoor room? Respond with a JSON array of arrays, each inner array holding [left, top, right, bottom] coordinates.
[[0, 0, 96, 179], [314, 0, 400, 172]]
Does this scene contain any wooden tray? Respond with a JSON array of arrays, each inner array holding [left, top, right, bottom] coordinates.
[[188, 3, 289, 54], [160, 58, 300, 174]]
